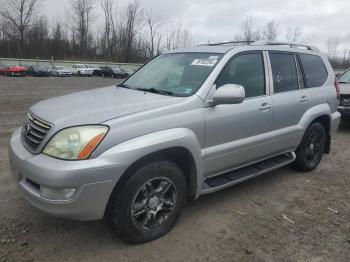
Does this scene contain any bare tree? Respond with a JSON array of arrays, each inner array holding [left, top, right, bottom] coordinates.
[[262, 21, 278, 41], [100, 0, 114, 59], [70, 0, 95, 56], [0, 0, 42, 57], [164, 22, 192, 50], [145, 11, 164, 58], [285, 26, 304, 43], [326, 36, 340, 60], [118, 1, 143, 62], [234, 17, 261, 42]]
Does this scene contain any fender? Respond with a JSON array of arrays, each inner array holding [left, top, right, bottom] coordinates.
[[298, 103, 332, 131], [97, 128, 203, 198]]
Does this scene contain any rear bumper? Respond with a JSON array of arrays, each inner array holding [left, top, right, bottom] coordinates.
[[9, 128, 126, 221], [331, 111, 341, 135]]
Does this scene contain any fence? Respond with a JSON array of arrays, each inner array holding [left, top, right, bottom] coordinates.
[[0, 57, 143, 71]]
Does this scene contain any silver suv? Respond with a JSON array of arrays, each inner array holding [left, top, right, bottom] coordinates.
[[9, 41, 340, 243]]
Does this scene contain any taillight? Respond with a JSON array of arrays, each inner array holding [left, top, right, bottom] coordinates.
[[334, 76, 340, 99]]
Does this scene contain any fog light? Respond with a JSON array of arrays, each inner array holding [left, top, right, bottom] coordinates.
[[40, 186, 76, 201]]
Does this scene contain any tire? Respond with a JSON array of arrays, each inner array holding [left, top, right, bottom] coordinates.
[[106, 160, 187, 244], [292, 122, 326, 172]]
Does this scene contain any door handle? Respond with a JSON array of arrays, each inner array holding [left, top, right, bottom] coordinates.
[[300, 96, 310, 103], [259, 103, 271, 111]]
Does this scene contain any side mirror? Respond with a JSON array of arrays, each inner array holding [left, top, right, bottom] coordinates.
[[213, 84, 245, 105]]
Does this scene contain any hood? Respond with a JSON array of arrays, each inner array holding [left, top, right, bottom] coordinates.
[[339, 83, 350, 95], [57, 69, 70, 73], [30, 86, 184, 127]]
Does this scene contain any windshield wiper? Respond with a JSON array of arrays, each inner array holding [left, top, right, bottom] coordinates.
[[338, 81, 350, 84], [136, 87, 174, 96], [116, 83, 132, 89]]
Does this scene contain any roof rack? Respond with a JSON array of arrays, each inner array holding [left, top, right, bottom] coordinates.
[[198, 41, 255, 46], [251, 41, 320, 51], [198, 40, 319, 52]]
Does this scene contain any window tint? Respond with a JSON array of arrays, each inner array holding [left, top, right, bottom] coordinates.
[[270, 53, 299, 93], [299, 54, 328, 88], [216, 53, 265, 98]]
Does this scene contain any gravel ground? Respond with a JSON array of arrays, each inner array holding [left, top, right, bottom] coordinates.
[[0, 76, 349, 262]]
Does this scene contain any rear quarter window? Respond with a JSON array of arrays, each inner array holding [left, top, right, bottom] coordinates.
[[299, 54, 328, 88]]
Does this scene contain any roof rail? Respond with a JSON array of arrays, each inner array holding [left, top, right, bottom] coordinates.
[[198, 41, 255, 46], [251, 41, 320, 51]]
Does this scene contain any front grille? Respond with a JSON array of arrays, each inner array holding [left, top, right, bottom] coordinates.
[[339, 94, 350, 106], [22, 113, 52, 151]]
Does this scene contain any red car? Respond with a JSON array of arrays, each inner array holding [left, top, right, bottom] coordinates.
[[5, 65, 28, 76], [0, 64, 8, 75]]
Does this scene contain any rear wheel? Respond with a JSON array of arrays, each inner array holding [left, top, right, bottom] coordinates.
[[106, 160, 187, 244], [292, 122, 326, 172]]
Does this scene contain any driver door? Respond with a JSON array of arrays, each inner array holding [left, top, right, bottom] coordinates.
[[203, 52, 273, 177]]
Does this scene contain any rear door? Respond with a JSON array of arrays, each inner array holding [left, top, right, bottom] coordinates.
[[268, 52, 309, 153], [297, 53, 329, 109]]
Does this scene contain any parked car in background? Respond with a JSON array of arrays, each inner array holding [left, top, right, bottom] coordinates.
[[111, 66, 129, 78], [26, 65, 50, 77], [86, 65, 103, 76], [50, 66, 72, 77], [99, 66, 114, 77], [0, 64, 8, 75], [123, 67, 136, 76], [337, 68, 350, 118], [4, 65, 28, 76], [69, 64, 93, 76], [9, 41, 340, 244], [99, 66, 128, 78]]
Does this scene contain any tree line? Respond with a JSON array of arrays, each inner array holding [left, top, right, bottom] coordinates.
[[0, 0, 348, 68], [0, 0, 192, 63]]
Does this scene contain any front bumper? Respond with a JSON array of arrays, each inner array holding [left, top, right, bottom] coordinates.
[[9, 128, 125, 220], [58, 72, 72, 77], [338, 105, 350, 117], [80, 71, 93, 75]]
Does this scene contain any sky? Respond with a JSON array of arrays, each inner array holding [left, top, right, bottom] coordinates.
[[43, 0, 350, 55]]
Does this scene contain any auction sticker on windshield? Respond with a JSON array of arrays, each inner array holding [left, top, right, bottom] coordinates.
[[191, 56, 218, 67]]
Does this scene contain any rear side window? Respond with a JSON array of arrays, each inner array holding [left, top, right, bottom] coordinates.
[[299, 54, 328, 88], [216, 53, 265, 98], [269, 53, 299, 93]]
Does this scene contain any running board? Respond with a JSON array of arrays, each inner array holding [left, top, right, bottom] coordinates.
[[201, 152, 296, 194]]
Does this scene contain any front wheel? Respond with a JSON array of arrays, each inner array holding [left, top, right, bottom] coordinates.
[[292, 122, 326, 172], [106, 160, 187, 244]]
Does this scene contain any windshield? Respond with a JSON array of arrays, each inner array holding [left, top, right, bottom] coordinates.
[[339, 70, 350, 83], [122, 53, 222, 96]]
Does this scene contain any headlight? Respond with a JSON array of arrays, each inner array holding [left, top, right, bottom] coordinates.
[[43, 125, 108, 160]]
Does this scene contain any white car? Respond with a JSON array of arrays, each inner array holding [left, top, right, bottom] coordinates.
[[69, 64, 93, 76], [50, 66, 72, 77], [86, 65, 103, 76]]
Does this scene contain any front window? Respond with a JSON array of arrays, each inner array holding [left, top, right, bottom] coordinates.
[[216, 53, 265, 98], [122, 53, 222, 97], [339, 69, 350, 84]]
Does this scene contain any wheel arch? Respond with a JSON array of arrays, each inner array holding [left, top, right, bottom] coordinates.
[[104, 146, 199, 218], [298, 104, 332, 154]]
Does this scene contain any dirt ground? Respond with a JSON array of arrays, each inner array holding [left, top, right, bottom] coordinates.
[[0, 76, 349, 262]]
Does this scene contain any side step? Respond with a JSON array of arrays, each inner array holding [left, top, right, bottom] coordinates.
[[201, 152, 296, 194]]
